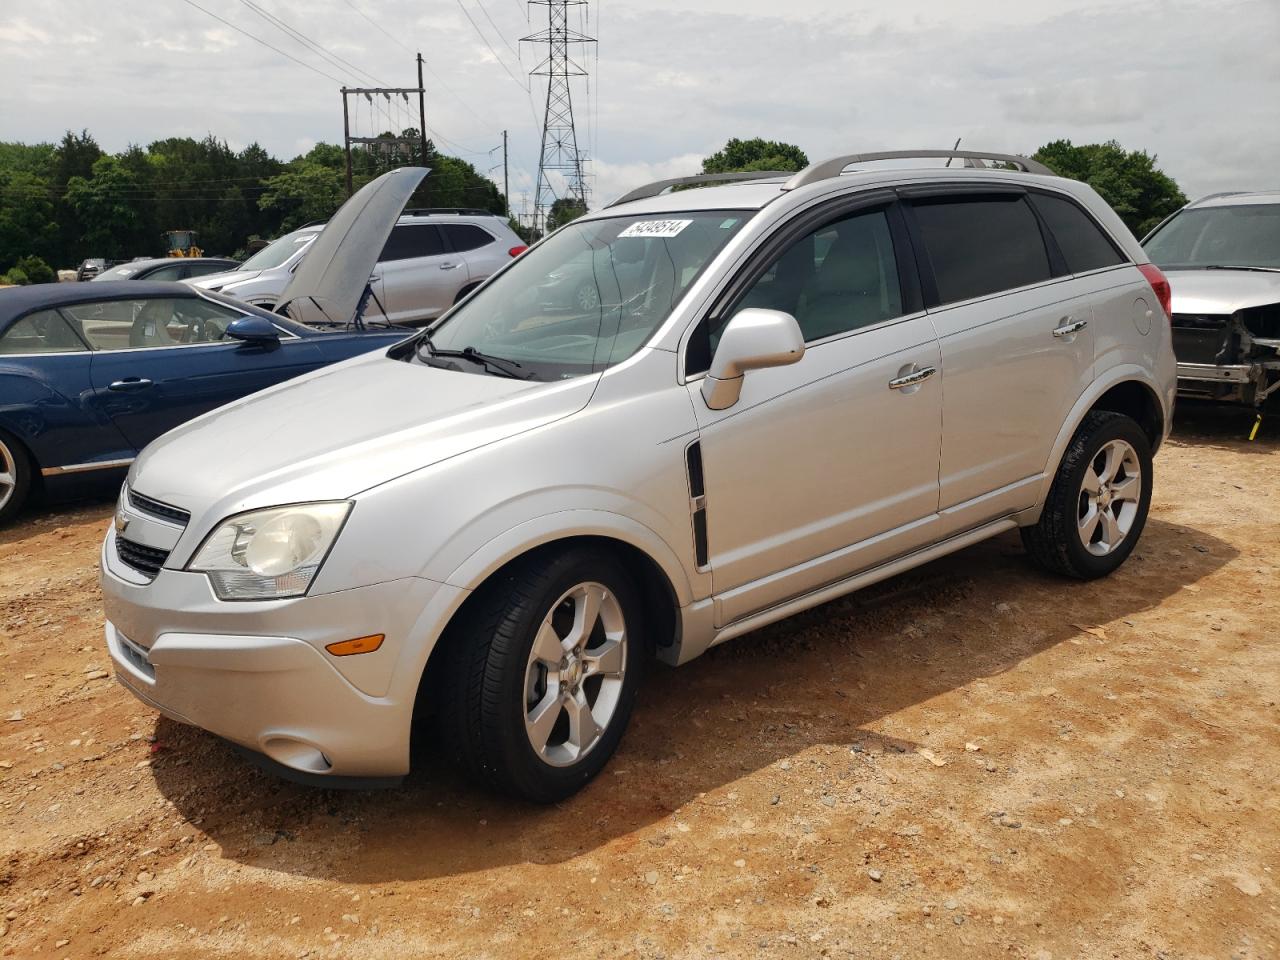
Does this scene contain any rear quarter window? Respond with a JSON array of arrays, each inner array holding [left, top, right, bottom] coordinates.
[[443, 223, 496, 252], [1031, 193, 1126, 273], [912, 195, 1052, 304]]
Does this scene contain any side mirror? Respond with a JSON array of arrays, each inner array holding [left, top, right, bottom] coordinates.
[[225, 315, 281, 345], [701, 308, 805, 410]]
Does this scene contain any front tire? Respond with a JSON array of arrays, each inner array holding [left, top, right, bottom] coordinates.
[[1021, 411, 1153, 580], [0, 430, 33, 528], [435, 547, 645, 802]]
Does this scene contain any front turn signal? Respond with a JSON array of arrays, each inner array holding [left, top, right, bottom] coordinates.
[[325, 634, 385, 657]]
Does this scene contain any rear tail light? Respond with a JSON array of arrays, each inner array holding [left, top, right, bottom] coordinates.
[[1137, 263, 1172, 320], [508, 245, 528, 258]]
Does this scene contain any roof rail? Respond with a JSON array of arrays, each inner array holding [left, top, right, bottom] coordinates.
[[607, 171, 793, 208], [402, 207, 498, 217], [783, 150, 1055, 191]]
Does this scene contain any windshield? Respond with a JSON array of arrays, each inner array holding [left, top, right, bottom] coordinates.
[[1144, 203, 1280, 270], [239, 230, 317, 271], [92, 264, 142, 281], [414, 210, 750, 380]]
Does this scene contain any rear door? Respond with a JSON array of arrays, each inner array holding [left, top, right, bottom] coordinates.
[[69, 295, 323, 448], [376, 223, 457, 324], [441, 221, 505, 286], [901, 188, 1096, 525]]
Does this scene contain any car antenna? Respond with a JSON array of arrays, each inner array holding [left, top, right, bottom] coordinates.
[[944, 137, 961, 168]]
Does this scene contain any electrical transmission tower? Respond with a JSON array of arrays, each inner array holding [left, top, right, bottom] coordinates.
[[522, 1, 595, 234]]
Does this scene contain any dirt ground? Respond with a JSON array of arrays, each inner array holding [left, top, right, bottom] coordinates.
[[0, 403, 1276, 960]]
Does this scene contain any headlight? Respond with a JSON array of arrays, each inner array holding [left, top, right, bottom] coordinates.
[[187, 502, 351, 601]]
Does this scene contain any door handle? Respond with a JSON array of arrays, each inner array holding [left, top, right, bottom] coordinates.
[[1052, 317, 1089, 338], [108, 378, 153, 392], [368, 274, 380, 282], [439, 262, 461, 270], [888, 366, 937, 390]]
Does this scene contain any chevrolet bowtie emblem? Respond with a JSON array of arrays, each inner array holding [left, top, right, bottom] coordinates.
[[114, 513, 130, 535]]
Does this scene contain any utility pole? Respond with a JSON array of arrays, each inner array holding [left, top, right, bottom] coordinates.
[[339, 56, 428, 198], [502, 130, 509, 219], [417, 52, 430, 205], [341, 88, 353, 197], [522, 1, 595, 233]]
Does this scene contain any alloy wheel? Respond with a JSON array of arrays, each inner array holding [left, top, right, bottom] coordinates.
[[1077, 438, 1142, 556], [575, 283, 601, 311], [0, 439, 16, 512], [523, 581, 627, 767]]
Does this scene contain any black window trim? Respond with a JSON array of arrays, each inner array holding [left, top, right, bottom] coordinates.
[[682, 190, 923, 377], [35, 295, 294, 353], [898, 186, 1074, 310]]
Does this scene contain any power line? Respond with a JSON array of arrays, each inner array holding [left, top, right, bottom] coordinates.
[[455, 0, 530, 93], [341, 0, 415, 55], [178, 0, 345, 85], [476, 0, 523, 63], [235, 0, 385, 86]]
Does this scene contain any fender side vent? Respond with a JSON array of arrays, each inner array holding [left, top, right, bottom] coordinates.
[[686, 440, 709, 568], [692, 508, 709, 568], [685, 441, 705, 498]]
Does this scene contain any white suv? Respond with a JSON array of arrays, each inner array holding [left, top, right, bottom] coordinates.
[[101, 151, 1176, 802], [193, 209, 526, 325]]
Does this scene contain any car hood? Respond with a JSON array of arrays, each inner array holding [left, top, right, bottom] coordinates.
[[276, 166, 427, 326], [129, 351, 598, 525], [1166, 269, 1280, 315], [189, 268, 262, 290]]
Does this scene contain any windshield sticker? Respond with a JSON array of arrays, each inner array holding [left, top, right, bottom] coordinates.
[[619, 219, 693, 239]]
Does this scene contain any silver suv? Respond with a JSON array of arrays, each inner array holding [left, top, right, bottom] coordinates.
[[101, 150, 1176, 802], [1142, 190, 1280, 410], [192, 209, 526, 325]]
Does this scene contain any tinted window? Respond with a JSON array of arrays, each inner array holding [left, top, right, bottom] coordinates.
[[379, 224, 445, 262], [443, 223, 495, 252], [187, 261, 236, 277], [913, 196, 1051, 304], [734, 208, 903, 345], [0, 310, 86, 354], [61, 298, 246, 350], [1031, 193, 1125, 273], [142, 263, 187, 281]]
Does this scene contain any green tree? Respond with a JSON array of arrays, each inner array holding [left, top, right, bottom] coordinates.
[[14, 254, 54, 284], [546, 197, 587, 232], [259, 161, 346, 232], [64, 156, 142, 259], [1032, 140, 1186, 236], [702, 137, 808, 174], [0, 169, 58, 268]]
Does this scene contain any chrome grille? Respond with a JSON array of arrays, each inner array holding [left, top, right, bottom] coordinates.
[[116, 537, 170, 580], [127, 488, 191, 526]]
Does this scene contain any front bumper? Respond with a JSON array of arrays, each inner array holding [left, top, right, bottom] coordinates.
[[101, 527, 463, 780]]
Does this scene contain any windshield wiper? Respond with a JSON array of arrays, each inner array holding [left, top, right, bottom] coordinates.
[[415, 332, 531, 380], [1199, 265, 1280, 273]]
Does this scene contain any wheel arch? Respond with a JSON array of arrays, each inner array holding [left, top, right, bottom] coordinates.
[[1024, 368, 1168, 525], [409, 530, 684, 728]]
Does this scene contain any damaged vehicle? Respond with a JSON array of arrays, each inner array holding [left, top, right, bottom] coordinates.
[[1142, 191, 1280, 409]]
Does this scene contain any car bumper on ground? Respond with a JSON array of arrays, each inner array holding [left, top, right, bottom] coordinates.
[[100, 528, 460, 783]]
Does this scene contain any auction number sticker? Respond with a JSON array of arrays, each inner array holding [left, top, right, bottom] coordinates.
[[619, 219, 693, 238]]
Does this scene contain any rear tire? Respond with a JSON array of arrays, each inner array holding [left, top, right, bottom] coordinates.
[[0, 429, 34, 528], [1021, 411, 1153, 580], [453, 283, 481, 305], [434, 547, 645, 803]]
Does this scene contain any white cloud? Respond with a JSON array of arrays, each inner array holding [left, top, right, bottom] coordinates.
[[0, 0, 1276, 208]]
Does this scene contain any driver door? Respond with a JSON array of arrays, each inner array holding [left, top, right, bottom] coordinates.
[[687, 199, 944, 627], [69, 295, 323, 449]]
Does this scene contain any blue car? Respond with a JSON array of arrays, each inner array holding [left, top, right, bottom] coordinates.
[[0, 281, 407, 524]]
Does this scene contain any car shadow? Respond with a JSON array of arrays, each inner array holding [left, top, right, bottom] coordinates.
[[150, 515, 1235, 883], [1169, 398, 1279, 452]]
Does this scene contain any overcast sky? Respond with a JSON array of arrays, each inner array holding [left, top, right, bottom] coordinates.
[[2, 0, 1277, 215]]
